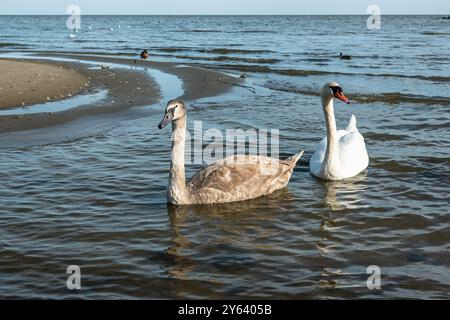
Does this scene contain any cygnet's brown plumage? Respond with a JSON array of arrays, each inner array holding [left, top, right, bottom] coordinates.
[[158, 99, 303, 205]]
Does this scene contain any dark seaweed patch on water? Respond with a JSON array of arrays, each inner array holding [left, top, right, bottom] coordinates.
[[264, 81, 450, 106], [0, 43, 28, 48], [213, 63, 450, 83], [174, 29, 222, 33], [159, 53, 279, 64], [153, 47, 273, 55], [421, 31, 450, 36], [153, 47, 196, 53], [373, 160, 425, 174], [299, 57, 330, 63], [356, 93, 450, 106], [174, 29, 275, 34], [211, 63, 330, 76], [201, 48, 273, 54], [365, 132, 408, 141], [233, 30, 276, 34]]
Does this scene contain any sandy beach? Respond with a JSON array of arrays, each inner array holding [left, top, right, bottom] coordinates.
[[0, 55, 241, 135], [0, 59, 87, 109]]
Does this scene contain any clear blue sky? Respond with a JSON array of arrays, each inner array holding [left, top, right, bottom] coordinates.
[[1, 0, 449, 15]]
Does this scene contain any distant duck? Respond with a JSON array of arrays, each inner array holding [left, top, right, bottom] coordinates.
[[69, 34, 76, 39], [130, 50, 149, 69], [140, 49, 149, 60], [240, 73, 248, 79], [340, 52, 351, 60]]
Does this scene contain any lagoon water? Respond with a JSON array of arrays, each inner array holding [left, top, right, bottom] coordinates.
[[0, 15, 449, 299]]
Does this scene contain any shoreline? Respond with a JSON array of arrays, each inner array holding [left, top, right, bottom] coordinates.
[[0, 54, 242, 136], [34, 53, 243, 101]]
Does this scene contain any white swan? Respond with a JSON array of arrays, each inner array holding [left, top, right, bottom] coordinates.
[[158, 99, 304, 205], [310, 82, 369, 181]]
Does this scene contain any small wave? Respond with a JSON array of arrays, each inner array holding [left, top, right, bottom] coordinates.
[[263, 82, 320, 96]]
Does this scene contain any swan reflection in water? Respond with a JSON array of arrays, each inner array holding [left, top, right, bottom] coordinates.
[[319, 171, 369, 212], [315, 171, 369, 289], [165, 188, 295, 283], [165, 205, 194, 281], [164, 173, 369, 291]]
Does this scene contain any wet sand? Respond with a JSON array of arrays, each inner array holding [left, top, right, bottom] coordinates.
[[36, 53, 242, 101], [0, 55, 241, 136], [0, 59, 86, 109]]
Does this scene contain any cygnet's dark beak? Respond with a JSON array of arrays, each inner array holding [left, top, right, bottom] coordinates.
[[158, 111, 174, 129]]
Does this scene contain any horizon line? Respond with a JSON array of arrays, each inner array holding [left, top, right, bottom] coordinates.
[[0, 13, 449, 16]]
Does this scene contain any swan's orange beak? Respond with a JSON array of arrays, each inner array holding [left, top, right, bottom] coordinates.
[[334, 91, 350, 104]]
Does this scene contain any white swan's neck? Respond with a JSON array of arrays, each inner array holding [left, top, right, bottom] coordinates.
[[322, 97, 340, 177], [168, 116, 189, 204]]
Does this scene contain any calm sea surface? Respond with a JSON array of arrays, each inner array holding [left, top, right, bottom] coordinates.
[[0, 16, 449, 299]]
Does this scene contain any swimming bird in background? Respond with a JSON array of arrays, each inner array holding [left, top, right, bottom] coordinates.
[[131, 49, 150, 69], [140, 49, 149, 60], [158, 99, 304, 205], [340, 52, 351, 60], [309, 82, 369, 181]]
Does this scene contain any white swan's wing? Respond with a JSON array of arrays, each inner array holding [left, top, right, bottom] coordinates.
[[345, 114, 358, 132], [338, 130, 369, 176]]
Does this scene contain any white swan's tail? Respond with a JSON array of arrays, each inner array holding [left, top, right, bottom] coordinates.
[[287, 150, 304, 166], [346, 114, 358, 132]]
